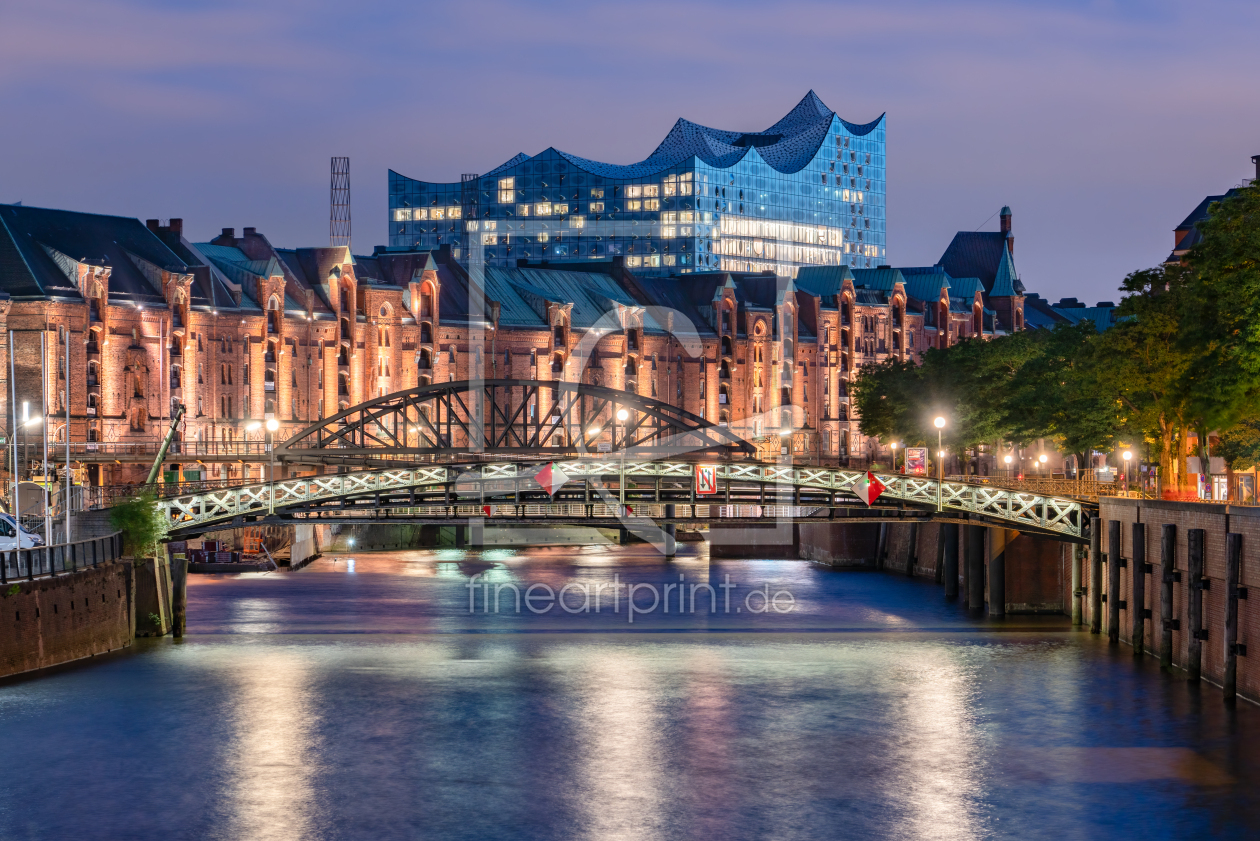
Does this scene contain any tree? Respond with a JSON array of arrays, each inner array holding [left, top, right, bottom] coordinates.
[[1180, 183, 1260, 464], [1005, 322, 1122, 471], [109, 492, 168, 559], [1091, 265, 1195, 488]]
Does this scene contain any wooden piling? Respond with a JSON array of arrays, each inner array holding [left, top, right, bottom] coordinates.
[[1071, 542, 1083, 626], [1107, 519, 1121, 644], [1225, 532, 1241, 703], [171, 553, 188, 639], [1160, 523, 1176, 670], [942, 522, 959, 600], [989, 528, 1007, 618], [1089, 517, 1102, 634], [966, 524, 985, 615], [1131, 523, 1146, 656], [1188, 528, 1204, 682]]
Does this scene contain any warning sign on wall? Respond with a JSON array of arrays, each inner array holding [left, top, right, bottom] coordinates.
[[695, 464, 718, 495]]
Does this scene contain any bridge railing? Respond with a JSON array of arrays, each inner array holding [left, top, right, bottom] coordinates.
[[0, 532, 125, 583]]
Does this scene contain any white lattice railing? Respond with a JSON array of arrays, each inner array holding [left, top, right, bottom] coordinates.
[[157, 461, 1086, 538]]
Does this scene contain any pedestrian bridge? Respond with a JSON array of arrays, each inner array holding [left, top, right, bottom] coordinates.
[[159, 460, 1090, 541]]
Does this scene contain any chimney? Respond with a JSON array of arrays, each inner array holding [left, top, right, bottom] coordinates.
[[211, 227, 236, 246], [146, 219, 160, 232], [1252, 154, 1260, 183], [243, 227, 256, 237], [169, 218, 183, 237], [221, 227, 234, 238], [999, 205, 1013, 256]]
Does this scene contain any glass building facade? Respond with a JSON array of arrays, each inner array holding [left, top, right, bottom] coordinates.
[[388, 92, 886, 278]]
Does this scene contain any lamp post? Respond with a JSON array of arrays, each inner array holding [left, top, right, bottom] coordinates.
[[890, 441, 899, 474], [1003, 454, 1013, 479], [934, 416, 946, 510], [266, 417, 279, 514], [1038, 453, 1048, 477], [1123, 450, 1132, 495]]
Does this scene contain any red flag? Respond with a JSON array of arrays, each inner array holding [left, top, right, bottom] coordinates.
[[853, 471, 886, 506], [482, 505, 492, 517], [535, 462, 570, 496]]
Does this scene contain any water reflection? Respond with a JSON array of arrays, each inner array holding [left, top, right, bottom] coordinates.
[[222, 650, 320, 841]]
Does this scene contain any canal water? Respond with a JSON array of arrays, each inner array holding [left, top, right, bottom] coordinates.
[[3, 544, 1260, 840]]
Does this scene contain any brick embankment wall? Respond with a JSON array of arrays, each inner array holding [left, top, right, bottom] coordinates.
[[1098, 498, 1260, 703], [0, 561, 133, 679], [795, 523, 880, 565]]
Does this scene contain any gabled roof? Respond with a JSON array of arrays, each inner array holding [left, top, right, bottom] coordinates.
[[938, 231, 1009, 295], [850, 267, 902, 292], [794, 265, 853, 304], [0, 203, 189, 302], [896, 266, 951, 304]]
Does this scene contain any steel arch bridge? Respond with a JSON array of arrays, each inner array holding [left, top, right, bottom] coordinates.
[[158, 460, 1091, 542], [273, 379, 756, 467]]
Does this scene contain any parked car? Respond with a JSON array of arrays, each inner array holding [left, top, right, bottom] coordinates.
[[0, 513, 43, 549]]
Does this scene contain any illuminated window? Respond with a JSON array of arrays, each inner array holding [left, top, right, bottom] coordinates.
[[663, 255, 676, 266], [448, 206, 462, 219], [643, 185, 659, 197], [625, 185, 643, 198], [466, 220, 479, 231], [535, 202, 552, 216], [590, 202, 604, 212], [498, 191, 513, 203], [627, 200, 641, 211], [662, 227, 676, 238], [643, 199, 660, 211], [537, 232, 549, 242], [482, 234, 498, 245], [680, 226, 692, 236], [554, 203, 569, 214], [645, 255, 661, 267], [393, 208, 411, 222], [590, 188, 604, 198], [498, 177, 514, 190], [626, 256, 642, 267], [483, 221, 497, 230], [569, 216, 585, 228], [431, 208, 445, 220], [679, 211, 694, 222], [662, 212, 677, 223], [517, 204, 531, 216], [414, 208, 428, 220]]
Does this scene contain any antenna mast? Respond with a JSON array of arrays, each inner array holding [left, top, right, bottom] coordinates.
[[331, 156, 351, 250]]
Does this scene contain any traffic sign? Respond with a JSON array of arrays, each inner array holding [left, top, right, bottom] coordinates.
[[695, 464, 718, 495]]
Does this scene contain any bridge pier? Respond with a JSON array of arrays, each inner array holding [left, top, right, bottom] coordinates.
[[663, 504, 677, 558], [989, 528, 1009, 619], [942, 523, 959, 600], [966, 525, 985, 615]]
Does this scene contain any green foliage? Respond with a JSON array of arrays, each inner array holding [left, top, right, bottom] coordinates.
[[3, 584, 19, 598], [1180, 183, 1260, 436], [109, 492, 168, 558], [1216, 414, 1260, 471]]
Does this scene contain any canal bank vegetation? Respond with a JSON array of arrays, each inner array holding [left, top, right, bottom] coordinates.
[[853, 180, 1260, 493], [109, 492, 168, 558]]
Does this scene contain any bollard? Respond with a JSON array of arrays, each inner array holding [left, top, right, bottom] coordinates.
[[1132, 523, 1146, 656], [1225, 533, 1241, 703], [1107, 520, 1121, 644], [1160, 524, 1176, 671], [664, 503, 677, 558], [942, 522, 959, 600], [1187, 528, 1204, 683], [1089, 517, 1102, 634]]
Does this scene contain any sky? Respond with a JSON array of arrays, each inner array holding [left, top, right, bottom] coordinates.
[[2, 0, 1258, 304]]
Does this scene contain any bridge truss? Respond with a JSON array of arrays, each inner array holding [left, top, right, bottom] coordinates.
[[159, 460, 1090, 541], [273, 379, 756, 466]]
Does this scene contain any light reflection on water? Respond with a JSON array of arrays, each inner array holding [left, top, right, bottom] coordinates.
[[2, 545, 1260, 840]]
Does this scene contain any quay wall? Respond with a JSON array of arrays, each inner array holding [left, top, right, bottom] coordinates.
[[0, 561, 134, 680]]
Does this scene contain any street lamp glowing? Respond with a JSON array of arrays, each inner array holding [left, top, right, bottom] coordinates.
[[1038, 454, 1048, 464], [1122, 451, 1133, 462], [24, 416, 41, 427], [616, 409, 629, 421], [246, 421, 262, 432], [1004, 455, 1013, 465], [934, 416, 946, 429], [779, 428, 792, 436], [938, 450, 945, 458], [265, 418, 279, 432], [588, 426, 601, 437]]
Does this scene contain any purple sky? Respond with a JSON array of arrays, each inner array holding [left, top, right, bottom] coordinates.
[[3, 0, 1258, 303]]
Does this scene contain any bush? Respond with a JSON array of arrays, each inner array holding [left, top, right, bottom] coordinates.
[[109, 492, 168, 558]]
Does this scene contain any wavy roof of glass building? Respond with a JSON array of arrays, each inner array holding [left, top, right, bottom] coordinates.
[[395, 91, 883, 185]]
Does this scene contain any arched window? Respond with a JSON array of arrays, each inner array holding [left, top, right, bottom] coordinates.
[[719, 360, 730, 379], [551, 352, 564, 374], [420, 322, 433, 344], [419, 349, 432, 370], [624, 356, 637, 377], [721, 336, 733, 357]]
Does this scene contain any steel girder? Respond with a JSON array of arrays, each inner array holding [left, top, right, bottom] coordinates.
[[158, 460, 1088, 539], [271, 379, 756, 464]]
